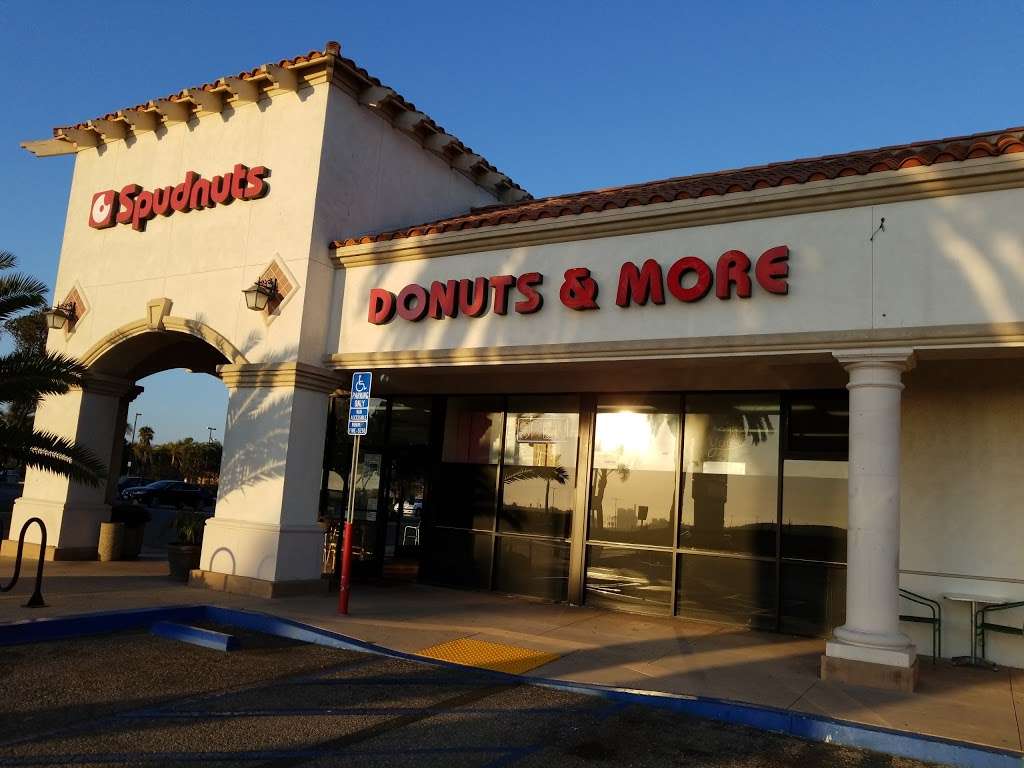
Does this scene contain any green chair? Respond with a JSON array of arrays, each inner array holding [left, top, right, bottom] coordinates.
[[899, 588, 942, 664], [977, 601, 1024, 663]]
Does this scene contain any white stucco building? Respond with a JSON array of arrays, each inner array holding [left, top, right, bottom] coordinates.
[[9, 41, 1024, 691]]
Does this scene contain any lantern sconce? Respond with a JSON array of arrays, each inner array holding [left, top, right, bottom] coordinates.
[[44, 300, 77, 331], [242, 277, 278, 312]]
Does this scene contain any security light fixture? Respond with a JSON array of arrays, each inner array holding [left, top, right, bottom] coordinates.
[[44, 301, 77, 330], [243, 277, 278, 312]]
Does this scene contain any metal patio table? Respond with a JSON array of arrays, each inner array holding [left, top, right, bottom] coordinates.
[[944, 592, 1004, 669]]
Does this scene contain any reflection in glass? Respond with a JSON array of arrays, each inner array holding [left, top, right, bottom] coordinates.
[[589, 399, 679, 547], [437, 398, 503, 531], [389, 397, 432, 447], [501, 398, 579, 538], [780, 561, 846, 635], [677, 553, 777, 628], [781, 460, 847, 562], [586, 544, 672, 614], [787, 394, 849, 457], [494, 536, 569, 601], [442, 397, 502, 464], [680, 395, 780, 556], [419, 527, 493, 590], [435, 465, 498, 531]]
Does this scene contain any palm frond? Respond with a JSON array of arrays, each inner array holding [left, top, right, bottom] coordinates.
[[0, 350, 86, 404], [503, 465, 569, 485], [0, 273, 48, 323], [0, 251, 15, 270], [0, 423, 106, 486]]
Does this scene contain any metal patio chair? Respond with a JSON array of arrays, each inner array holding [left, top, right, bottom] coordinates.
[[977, 600, 1024, 663], [899, 588, 942, 664]]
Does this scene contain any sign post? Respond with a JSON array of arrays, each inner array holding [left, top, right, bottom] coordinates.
[[338, 371, 372, 615]]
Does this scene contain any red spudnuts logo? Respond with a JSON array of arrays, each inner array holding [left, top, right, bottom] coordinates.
[[87, 163, 269, 232], [88, 190, 117, 228]]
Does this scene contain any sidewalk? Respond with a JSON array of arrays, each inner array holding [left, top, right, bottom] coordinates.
[[1, 556, 1020, 754]]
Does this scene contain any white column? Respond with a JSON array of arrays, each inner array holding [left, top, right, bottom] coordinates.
[[4, 374, 139, 560], [195, 363, 339, 595], [827, 348, 916, 670]]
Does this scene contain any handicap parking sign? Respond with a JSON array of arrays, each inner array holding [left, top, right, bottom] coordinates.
[[347, 372, 372, 436]]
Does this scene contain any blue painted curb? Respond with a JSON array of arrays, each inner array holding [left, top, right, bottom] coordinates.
[[1, 604, 1020, 768], [150, 620, 238, 651]]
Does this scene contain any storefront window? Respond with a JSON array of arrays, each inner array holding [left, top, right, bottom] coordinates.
[[589, 397, 679, 547], [585, 544, 673, 614], [322, 396, 388, 568], [781, 460, 847, 562], [419, 527, 492, 590], [676, 553, 777, 628], [679, 394, 780, 557], [436, 397, 503, 531], [494, 537, 570, 601], [779, 393, 849, 635], [500, 397, 579, 538]]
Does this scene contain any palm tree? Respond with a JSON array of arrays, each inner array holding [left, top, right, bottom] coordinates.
[[0, 251, 105, 485], [134, 426, 154, 474]]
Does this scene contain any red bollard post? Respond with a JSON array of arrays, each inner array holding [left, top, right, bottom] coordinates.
[[338, 520, 354, 615]]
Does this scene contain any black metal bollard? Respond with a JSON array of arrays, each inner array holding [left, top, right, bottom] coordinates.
[[0, 517, 48, 608]]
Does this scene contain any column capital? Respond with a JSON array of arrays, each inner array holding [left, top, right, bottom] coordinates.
[[833, 347, 916, 371], [78, 372, 143, 398], [217, 362, 342, 393]]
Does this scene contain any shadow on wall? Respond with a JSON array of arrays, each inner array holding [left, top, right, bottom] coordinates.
[[215, 341, 307, 500]]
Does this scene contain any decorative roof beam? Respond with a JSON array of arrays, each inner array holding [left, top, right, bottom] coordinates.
[[90, 118, 128, 140], [394, 110, 427, 131], [121, 108, 159, 132], [58, 127, 100, 148], [223, 77, 260, 103], [185, 88, 224, 113], [359, 85, 396, 108], [479, 171, 511, 189], [260, 63, 299, 91], [20, 138, 76, 157], [453, 152, 484, 172], [153, 99, 191, 123], [424, 132, 458, 152]]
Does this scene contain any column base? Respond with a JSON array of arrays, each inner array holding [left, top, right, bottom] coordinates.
[[189, 569, 328, 599], [821, 653, 919, 693], [199, 518, 324, 583], [826, 637, 916, 667], [0, 539, 97, 561]]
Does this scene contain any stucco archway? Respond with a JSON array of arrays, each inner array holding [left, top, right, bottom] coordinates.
[[81, 315, 250, 377], [4, 316, 249, 561]]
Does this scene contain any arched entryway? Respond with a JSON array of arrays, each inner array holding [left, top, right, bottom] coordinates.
[[5, 318, 244, 561]]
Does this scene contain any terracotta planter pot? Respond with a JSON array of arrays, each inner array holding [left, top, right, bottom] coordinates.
[[98, 522, 124, 562], [167, 542, 201, 582]]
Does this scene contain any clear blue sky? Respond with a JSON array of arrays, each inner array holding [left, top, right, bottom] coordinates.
[[2, 1, 1022, 442]]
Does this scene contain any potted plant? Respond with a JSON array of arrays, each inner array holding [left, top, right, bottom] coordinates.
[[110, 503, 151, 560], [167, 510, 206, 581]]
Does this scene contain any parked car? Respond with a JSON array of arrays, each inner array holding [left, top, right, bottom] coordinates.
[[117, 475, 147, 495], [122, 480, 204, 509]]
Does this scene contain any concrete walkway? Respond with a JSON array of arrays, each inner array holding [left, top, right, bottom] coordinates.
[[1, 556, 1020, 755]]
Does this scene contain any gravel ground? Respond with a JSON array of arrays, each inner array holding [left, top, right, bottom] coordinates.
[[0, 630, 945, 767]]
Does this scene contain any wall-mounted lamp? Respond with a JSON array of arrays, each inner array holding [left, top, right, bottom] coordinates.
[[242, 278, 278, 312], [44, 301, 77, 330]]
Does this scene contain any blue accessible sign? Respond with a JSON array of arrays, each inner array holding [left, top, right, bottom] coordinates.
[[347, 371, 372, 436]]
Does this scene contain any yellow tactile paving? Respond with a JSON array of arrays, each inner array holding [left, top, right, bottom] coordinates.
[[417, 637, 560, 675]]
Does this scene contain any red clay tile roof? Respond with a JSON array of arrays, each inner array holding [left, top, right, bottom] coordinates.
[[333, 126, 1024, 248], [48, 42, 527, 198], [54, 46, 334, 134]]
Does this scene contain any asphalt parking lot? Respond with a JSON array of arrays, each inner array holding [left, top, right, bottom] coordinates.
[[0, 629, 942, 767]]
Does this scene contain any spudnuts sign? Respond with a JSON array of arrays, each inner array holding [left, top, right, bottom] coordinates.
[[367, 245, 790, 324], [88, 163, 269, 232]]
